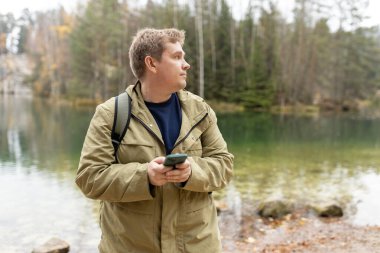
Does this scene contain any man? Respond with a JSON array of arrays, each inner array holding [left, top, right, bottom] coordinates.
[[76, 28, 234, 253]]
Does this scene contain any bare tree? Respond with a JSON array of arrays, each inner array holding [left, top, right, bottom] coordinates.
[[195, 0, 204, 98]]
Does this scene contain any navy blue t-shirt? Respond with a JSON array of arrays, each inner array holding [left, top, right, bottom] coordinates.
[[145, 93, 182, 154]]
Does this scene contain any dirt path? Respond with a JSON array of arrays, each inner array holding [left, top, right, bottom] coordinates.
[[219, 204, 380, 253]]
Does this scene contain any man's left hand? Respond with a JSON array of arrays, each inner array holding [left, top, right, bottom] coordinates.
[[165, 159, 191, 183]]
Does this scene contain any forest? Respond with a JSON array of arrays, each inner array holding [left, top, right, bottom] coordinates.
[[1, 0, 380, 110]]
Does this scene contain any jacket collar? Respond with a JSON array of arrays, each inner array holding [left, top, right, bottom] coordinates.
[[126, 80, 206, 115], [125, 80, 209, 141], [126, 81, 163, 142]]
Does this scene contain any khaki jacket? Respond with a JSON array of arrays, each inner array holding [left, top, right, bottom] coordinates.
[[76, 83, 234, 253]]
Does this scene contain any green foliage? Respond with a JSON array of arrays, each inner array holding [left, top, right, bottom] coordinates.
[[240, 85, 275, 109], [9, 0, 380, 109], [213, 0, 233, 99], [16, 25, 28, 54], [69, 0, 127, 99]]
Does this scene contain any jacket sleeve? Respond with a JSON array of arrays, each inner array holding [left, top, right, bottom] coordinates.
[[75, 103, 153, 202], [182, 107, 234, 192]]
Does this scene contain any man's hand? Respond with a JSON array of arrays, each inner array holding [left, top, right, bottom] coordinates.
[[147, 157, 172, 186], [165, 159, 191, 183]]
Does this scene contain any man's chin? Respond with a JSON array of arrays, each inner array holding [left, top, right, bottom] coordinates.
[[176, 81, 186, 91], [169, 81, 187, 93]]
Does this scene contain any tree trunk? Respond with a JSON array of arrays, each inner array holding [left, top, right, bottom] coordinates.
[[195, 0, 204, 98], [230, 9, 236, 88], [173, 0, 178, 27], [207, 0, 216, 79]]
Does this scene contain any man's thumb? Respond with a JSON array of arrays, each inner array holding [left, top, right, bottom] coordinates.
[[153, 156, 165, 164]]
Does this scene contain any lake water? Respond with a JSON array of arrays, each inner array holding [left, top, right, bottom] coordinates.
[[1, 95, 380, 252]]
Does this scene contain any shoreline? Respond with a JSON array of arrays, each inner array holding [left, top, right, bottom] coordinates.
[[4, 93, 380, 117], [219, 201, 380, 252]]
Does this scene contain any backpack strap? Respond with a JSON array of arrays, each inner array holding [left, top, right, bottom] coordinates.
[[111, 92, 131, 162]]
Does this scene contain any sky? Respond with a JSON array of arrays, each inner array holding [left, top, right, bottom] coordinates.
[[1, 0, 380, 29], [0, 0, 86, 15]]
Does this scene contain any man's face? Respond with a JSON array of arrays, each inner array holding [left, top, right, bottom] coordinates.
[[154, 41, 190, 93]]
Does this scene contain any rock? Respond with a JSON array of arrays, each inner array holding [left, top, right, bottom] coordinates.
[[311, 203, 344, 218], [257, 200, 294, 219], [32, 237, 70, 253]]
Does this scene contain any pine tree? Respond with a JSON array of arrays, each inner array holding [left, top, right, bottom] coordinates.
[[70, 0, 126, 100]]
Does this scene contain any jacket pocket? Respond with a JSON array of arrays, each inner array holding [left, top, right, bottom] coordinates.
[[118, 139, 156, 164], [185, 191, 212, 213], [114, 199, 154, 215], [185, 139, 203, 158], [107, 202, 156, 250], [179, 192, 216, 249]]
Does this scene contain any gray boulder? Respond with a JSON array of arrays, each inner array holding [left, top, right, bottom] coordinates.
[[257, 199, 294, 219], [311, 203, 344, 218], [32, 237, 70, 253]]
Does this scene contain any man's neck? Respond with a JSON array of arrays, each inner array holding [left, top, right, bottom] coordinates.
[[141, 80, 172, 103]]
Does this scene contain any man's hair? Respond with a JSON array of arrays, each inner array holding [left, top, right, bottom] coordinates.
[[129, 28, 185, 79]]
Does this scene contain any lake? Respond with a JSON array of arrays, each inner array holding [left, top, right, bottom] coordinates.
[[1, 95, 379, 252]]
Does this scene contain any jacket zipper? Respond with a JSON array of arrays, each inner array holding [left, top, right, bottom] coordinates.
[[173, 113, 208, 149], [132, 114, 164, 145], [133, 112, 208, 151]]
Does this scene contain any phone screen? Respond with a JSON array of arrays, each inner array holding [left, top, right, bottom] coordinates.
[[164, 153, 187, 166]]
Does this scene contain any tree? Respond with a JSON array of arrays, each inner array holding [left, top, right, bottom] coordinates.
[[17, 0, 380, 109], [70, 0, 126, 100], [195, 0, 204, 98], [214, 0, 233, 99]]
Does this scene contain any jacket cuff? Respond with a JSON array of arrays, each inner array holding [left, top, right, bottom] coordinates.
[[179, 157, 207, 191]]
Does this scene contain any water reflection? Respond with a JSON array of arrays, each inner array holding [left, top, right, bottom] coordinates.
[[0, 164, 100, 253], [7, 129, 22, 167], [218, 111, 380, 224], [0, 95, 99, 252], [1, 96, 380, 252], [0, 95, 93, 171]]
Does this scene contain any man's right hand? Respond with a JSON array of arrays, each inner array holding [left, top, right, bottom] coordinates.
[[147, 157, 172, 186]]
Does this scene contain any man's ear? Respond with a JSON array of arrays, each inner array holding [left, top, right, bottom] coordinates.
[[144, 56, 157, 74]]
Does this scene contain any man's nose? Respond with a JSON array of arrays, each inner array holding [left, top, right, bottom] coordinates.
[[183, 60, 190, 70]]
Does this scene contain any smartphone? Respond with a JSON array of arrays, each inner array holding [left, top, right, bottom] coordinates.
[[163, 153, 188, 167]]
